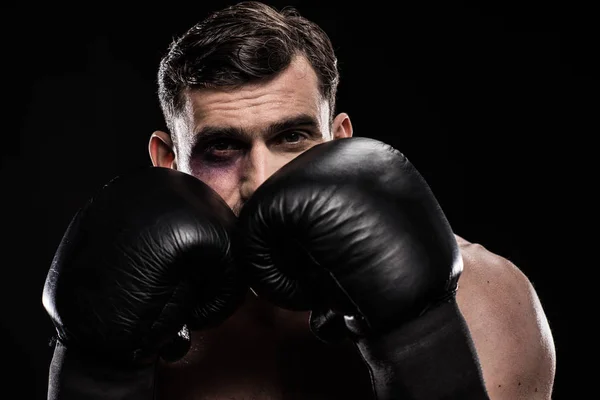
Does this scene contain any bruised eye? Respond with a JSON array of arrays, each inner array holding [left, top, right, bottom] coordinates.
[[196, 139, 244, 164], [208, 140, 241, 152]]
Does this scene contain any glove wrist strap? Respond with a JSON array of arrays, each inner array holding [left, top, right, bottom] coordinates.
[[47, 340, 157, 400], [355, 299, 490, 400]]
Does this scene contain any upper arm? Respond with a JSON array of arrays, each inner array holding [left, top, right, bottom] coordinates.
[[455, 236, 556, 399]]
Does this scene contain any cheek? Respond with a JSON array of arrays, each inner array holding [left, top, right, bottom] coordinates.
[[188, 162, 242, 208], [273, 153, 300, 172]]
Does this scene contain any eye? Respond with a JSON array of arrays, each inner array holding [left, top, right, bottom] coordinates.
[[195, 139, 244, 164], [278, 131, 308, 144], [208, 140, 241, 152], [284, 132, 302, 142]]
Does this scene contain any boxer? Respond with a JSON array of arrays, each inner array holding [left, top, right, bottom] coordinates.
[[43, 2, 556, 399]]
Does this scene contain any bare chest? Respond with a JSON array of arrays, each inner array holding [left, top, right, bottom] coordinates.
[[156, 294, 374, 400]]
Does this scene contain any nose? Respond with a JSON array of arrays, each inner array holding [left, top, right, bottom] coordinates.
[[239, 143, 279, 204]]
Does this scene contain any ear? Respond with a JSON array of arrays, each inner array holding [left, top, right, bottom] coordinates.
[[331, 112, 353, 139], [148, 130, 177, 169]]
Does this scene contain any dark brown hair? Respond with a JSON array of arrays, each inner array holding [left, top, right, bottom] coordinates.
[[157, 1, 339, 141]]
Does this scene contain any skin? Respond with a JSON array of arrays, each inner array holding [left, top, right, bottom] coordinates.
[[149, 55, 556, 399]]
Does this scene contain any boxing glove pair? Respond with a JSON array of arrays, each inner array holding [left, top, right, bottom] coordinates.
[[43, 137, 489, 399]]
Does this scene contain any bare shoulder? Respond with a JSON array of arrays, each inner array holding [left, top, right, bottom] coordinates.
[[453, 234, 556, 399]]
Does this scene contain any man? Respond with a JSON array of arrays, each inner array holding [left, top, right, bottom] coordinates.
[[148, 2, 555, 398], [43, 2, 556, 399]]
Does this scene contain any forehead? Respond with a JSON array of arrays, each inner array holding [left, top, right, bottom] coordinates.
[[176, 56, 328, 136]]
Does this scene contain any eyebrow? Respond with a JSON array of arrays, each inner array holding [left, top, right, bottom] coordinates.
[[190, 113, 321, 149]]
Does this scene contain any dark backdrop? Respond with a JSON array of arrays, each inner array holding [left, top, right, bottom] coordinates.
[[1, 1, 596, 399]]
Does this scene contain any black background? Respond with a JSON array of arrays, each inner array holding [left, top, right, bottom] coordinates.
[[1, 1, 597, 398]]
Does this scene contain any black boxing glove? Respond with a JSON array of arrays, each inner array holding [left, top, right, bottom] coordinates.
[[42, 167, 247, 400], [237, 137, 490, 399]]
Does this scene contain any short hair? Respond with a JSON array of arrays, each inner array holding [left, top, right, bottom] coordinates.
[[157, 1, 340, 143]]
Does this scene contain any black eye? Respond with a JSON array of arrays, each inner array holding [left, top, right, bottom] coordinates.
[[208, 140, 240, 152], [212, 141, 232, 150]]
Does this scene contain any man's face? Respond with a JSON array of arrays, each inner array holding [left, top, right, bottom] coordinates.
[[150, 56, 352, 215]]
